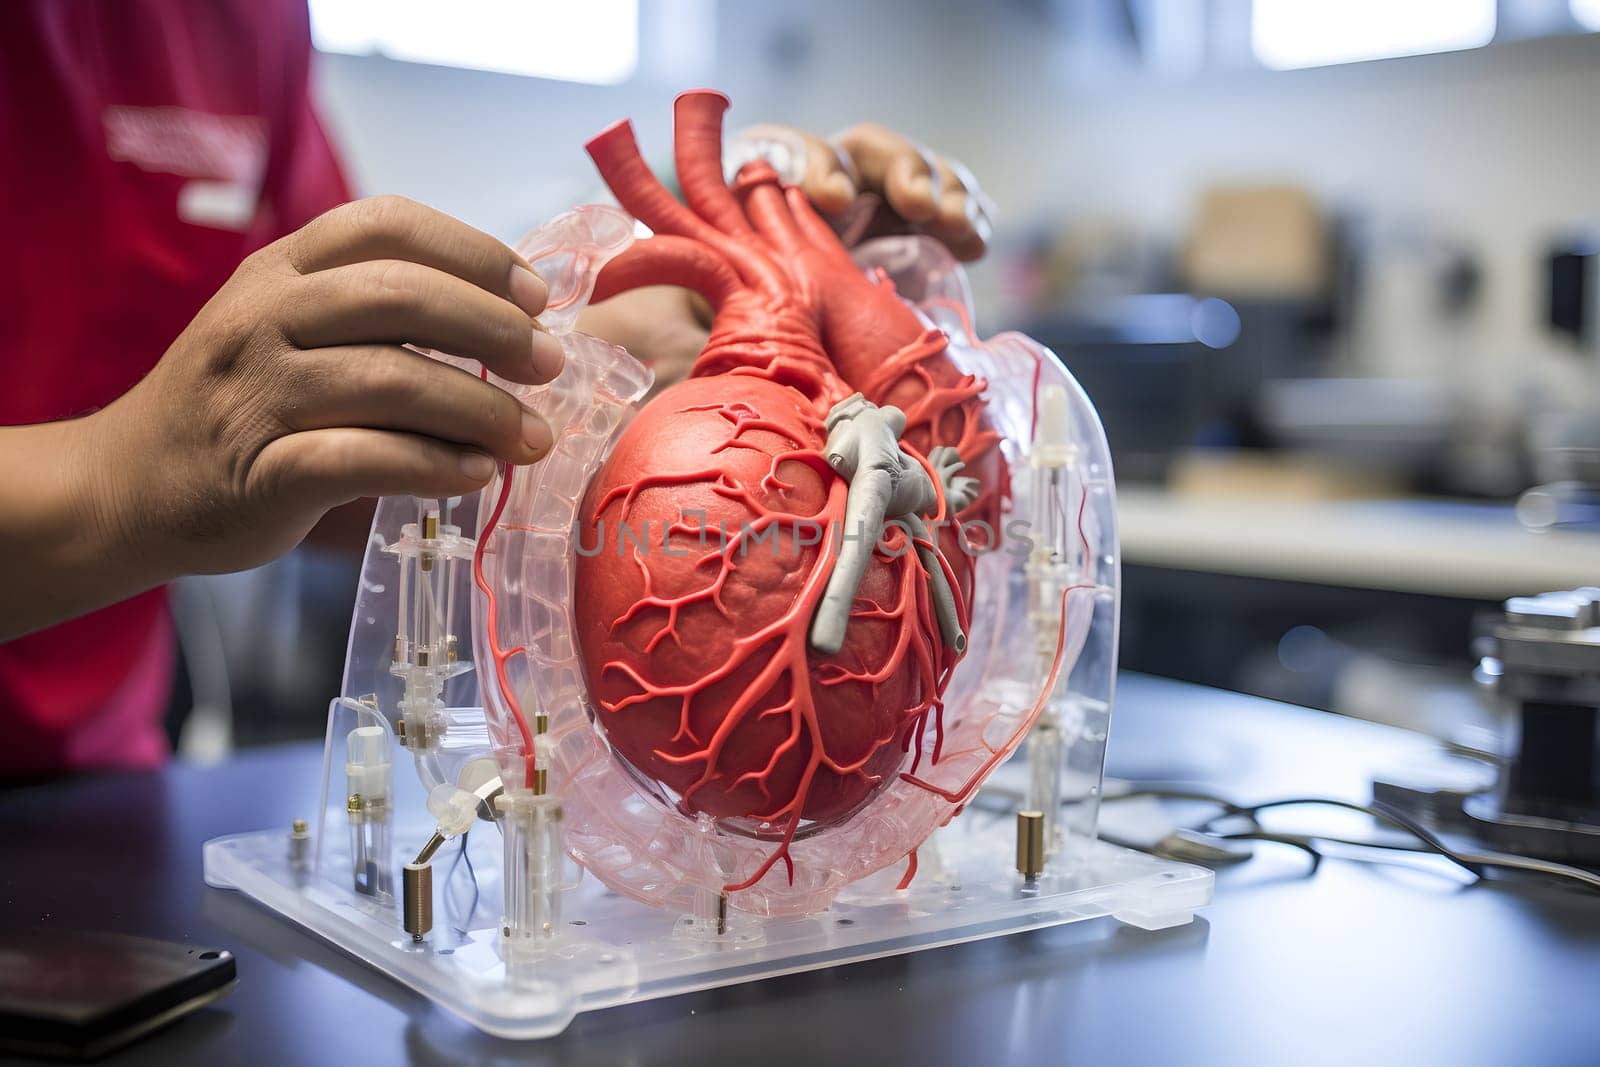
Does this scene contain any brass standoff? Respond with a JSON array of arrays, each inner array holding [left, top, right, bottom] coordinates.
[[446, 635, 459, 662], [347, 793, 365, 819], [532, 712, 551, 796], [403, 862, 433, 942], [1016, 810, 1046, 881], [421, 512, 439, 572]]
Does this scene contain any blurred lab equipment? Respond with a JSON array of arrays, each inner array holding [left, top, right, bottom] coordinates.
[[1549, 235, 1600, 351], [1021, 293, 1242, 482], [1375, 587, 1600, 865], [1519, 237, 1600, 531], [1020, 183, 1341, 483]]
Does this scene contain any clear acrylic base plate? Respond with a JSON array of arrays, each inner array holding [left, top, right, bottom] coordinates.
[[204, 805, 1211, 1040]]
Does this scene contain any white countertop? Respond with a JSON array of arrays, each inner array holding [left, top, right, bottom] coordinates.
[[1116, 486, 1600, 599]]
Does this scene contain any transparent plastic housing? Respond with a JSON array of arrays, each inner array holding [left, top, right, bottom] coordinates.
[[341, 216, 1123, 918], [205, 208, 1210, 1039]]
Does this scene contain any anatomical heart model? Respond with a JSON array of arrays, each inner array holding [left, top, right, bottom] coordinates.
[[197, 91, 1214, 1041], [331, 91, 1119, 935]]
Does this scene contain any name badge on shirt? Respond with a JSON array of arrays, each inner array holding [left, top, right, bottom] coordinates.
[[103, 105, 267, 231]]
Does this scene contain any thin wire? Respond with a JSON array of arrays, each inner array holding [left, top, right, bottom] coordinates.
[[1101, 787, 1600, 894], [442, 827, 482, 934], [462, 833, 479, 905], [1200, 797, 1485, 877]]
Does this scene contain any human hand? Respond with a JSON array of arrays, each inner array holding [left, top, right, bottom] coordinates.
[[574, 284, 709, 399], [734, 122, 993, 261], [81, 195, 564, 581]]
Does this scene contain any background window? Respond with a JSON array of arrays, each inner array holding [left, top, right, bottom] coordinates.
[[308, 0, 640, 85], [1252, 0, 1497, 70]]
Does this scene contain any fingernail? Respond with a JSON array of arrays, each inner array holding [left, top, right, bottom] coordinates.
[[461, 452, 496, 481], [530, 329, 565, 382], [509, 264, 549, 318], [522, 409, 552, 456]]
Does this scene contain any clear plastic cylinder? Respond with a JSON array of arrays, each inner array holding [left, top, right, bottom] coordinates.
[[692, 887, 729, 936], [346, 803, 392, 899], [345, 723, 394, 899], [498, 792, 565, 960], [1025, 713, 1066, 856]]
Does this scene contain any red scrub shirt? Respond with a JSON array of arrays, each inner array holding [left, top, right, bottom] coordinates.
[[0, 0, 351, 775]]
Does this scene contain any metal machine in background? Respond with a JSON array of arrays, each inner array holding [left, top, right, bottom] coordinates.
[[1376, 587, 1600, 865], [1019, 292, 1345, 484]]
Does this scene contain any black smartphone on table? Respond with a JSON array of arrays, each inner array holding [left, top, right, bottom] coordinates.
[[0, 929, 236, 1061]]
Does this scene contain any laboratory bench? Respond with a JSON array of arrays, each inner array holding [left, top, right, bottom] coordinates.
[[1117, 487, 1600, 598], [1116, 488, 1600, 713], [3, 674, 1598, 1065]]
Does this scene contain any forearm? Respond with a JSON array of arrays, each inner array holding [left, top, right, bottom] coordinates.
[[0, 412, 167, 640]]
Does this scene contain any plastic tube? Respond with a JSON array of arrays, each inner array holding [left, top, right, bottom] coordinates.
[[498, 792, 566, 961]]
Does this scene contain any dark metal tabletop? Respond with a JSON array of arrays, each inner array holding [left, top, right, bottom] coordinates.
[[4, 673, 1598, 1066]]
